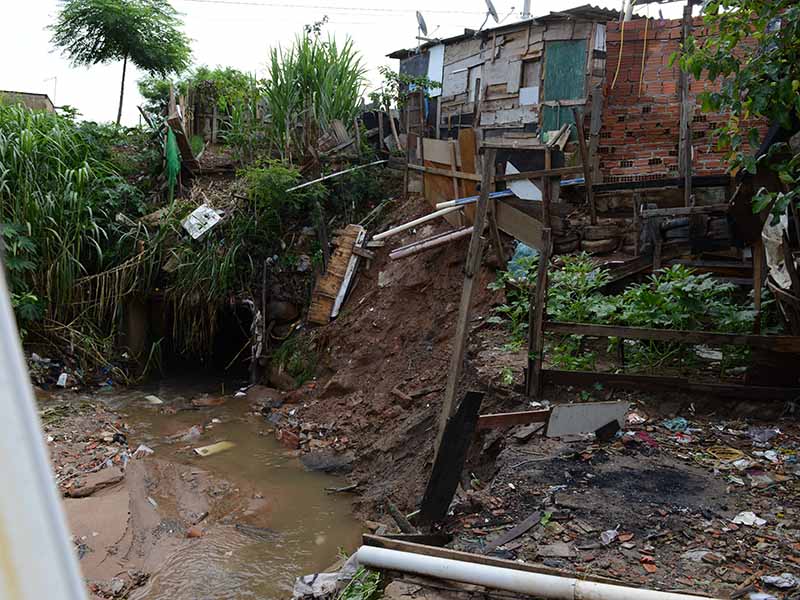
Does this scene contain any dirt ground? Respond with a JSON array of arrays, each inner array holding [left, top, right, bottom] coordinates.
[[256, 193, 800, 598]]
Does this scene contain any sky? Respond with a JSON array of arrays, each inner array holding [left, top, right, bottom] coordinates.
[[1, 0, 682, 126]]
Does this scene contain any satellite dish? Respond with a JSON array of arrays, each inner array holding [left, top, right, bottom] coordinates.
[[485, 0, 499, 23], [416, 11, 428, 36]]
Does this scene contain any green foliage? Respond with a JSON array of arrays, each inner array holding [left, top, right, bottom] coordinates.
[[337, 568, 381, 600], [369, 65, 442, 110], [263, 33, 366, 159], [51, 0, 191, 121], [50, 0, 191, 75], [675, 0, 800, 216], [271, 334, 317, 385], [0, 103, 158, 366], [489, 253, 763, 373]]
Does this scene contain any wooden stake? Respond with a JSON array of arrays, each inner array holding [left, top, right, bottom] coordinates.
[[572, 107, 596, 225], [753, 240, 764, 333], [526, 229, 552, 398], [678, 1, 694, 207], [437, 149, 497, 449]]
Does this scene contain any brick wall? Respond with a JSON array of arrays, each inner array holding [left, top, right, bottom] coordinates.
[[599, 17, 762, 182]]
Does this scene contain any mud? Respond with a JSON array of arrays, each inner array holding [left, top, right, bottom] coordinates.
[[41, 379, 362, 599]]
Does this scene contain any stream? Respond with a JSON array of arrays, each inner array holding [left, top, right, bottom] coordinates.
[[95, 378, 362, 600]]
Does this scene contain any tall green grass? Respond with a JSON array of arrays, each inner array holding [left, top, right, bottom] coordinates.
[[263, 34, 365, 159], [0, 104, 158, 372]]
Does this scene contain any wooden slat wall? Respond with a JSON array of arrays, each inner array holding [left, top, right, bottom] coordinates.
[[308, 224, 364, 325]]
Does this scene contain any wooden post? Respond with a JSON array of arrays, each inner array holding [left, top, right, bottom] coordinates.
[[437, 149, 497, 450], [753, 240, 764, 333], [354, 116, 362, 159], [588, 83, 605, 182], [212, 105, 218, 144], [541, 175, 553, 229], [378, 110, 385, 151], [449, 141, 460, 200], [526, 228, 552, 398], [572, 107, 596, 225], [487, 198, 506, 267], [678, 1, 694, 207]]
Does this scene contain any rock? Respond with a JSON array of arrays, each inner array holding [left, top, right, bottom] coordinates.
[[247, 385, 284, 408], [537, 542, 576, 558], [192, 395, 226, 407], [300, 450, 355, 474], [277, 429, 300, 449], [513, 423, 543, 442], [65, 468, 125, 498], [268, 300, 299, 323], [186, 525, 205, 538], [269, 365, 298, 391]]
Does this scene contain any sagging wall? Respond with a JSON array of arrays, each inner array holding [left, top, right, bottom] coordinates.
[[599, 17, 768, 183]]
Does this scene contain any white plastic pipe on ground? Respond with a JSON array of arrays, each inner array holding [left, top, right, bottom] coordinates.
[[373, 206, 462, 241], [356, 546, 713, 600]]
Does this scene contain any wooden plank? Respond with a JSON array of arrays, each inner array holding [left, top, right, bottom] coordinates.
[[572, 107, 596, 225], [458, 128, 479, 224], [527, 229, 551, 398], [308, 225, 363, 324], [640, 204, 728, 218], [419, 391, 484, 526], [439, 150, 496, 449], [544, 321, 800, 353], [495, 166, 582, 182], [494, 200, 545, 250], [482, 511, 541, 555], [542, 369, 800, 401], [361, 535, 633, 588], [409, 164, 482, 182], [476, 410, 551, 430], [331, 227, 366, 318], [679, 2, 694, 207]]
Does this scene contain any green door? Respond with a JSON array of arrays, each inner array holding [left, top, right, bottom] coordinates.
[[541, 39, 587, 140]]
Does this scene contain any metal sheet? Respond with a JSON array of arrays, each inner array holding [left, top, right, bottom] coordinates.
[[546, 401, 630, 438]]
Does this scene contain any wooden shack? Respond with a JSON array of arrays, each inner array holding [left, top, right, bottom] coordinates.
[[388, 5, 618, 147]]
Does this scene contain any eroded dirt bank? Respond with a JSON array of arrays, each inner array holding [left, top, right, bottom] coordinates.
[[254, 194, 800, 598], [39, 381, 361, 600]]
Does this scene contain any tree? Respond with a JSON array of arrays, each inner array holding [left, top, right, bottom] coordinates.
[[51, 0, 191, 124], [676, 1, 800, 216]]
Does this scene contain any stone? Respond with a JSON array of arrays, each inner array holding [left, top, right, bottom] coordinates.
[[537, 542, 576, 558], [186, 525, 205, 538], [65, 468, 125, 498], [247, 385, 284, 408], [277, 429, 300, 450], [300, 450, 355, 474]]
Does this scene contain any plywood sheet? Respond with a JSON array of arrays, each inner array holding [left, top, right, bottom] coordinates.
[[495, 200, 544, 250], [458, 128, 478, 224]]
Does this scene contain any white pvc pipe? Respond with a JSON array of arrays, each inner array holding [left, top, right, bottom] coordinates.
[[356, 546, 711, 600], [373, 206, 462, 240]]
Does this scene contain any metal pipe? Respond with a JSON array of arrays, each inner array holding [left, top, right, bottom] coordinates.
[[285, 159, 387, 192], [435, 189, 515, 210], [389, 227, 474, 260], [356, 546, 712, 600], [522, 0, 531, 18]]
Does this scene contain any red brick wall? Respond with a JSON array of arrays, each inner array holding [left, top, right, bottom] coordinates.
[[599, 17, 761, 182]]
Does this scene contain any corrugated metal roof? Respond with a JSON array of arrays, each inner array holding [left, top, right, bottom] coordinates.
[[387, 4, 621, 59]]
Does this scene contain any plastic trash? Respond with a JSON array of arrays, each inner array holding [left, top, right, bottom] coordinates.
[[661, 417, 688, 432], [144, 395, 163, 405], [748, 427, 779, 444], [57, 373, 68, 387], [600, 529, 619, 545], [750, 594, 777, 600], [194, 441, 235, 457], [132, 444, 155, 459], [761, 573, 799, 589], [732, 511, 766, 526], [507, 243, 539, 279]]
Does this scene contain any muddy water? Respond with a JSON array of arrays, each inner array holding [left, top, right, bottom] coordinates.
[[100, 379, 361, 600]]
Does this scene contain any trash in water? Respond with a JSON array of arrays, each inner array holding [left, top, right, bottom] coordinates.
[[761, 573, 799, 589], [194, 441, 235, 457], [144, 395, 163, 405], [732, 511, 766, 527], [147, 496, 158, 508], [661, 417, 688, 432], [749, 594, 777, 600]]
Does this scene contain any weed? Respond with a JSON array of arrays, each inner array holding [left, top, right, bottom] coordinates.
[[271, 334, 316, 385], [337, 568, 380, 600]]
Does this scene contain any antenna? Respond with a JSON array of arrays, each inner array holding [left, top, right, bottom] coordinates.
[[477, 0, 499, 32], [416, 10, 428, 36]]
